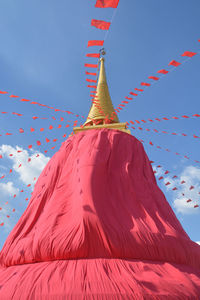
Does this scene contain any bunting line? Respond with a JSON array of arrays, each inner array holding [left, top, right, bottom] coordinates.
[[138, 137, 200, 165], [114, 42, 199, 113]]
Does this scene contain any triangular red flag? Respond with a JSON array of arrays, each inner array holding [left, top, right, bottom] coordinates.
[[87, 40, 104, 47], [86, 53, 100, 58], [91, 19, 111, 30], [95, 0, 119, 8], [181, 51, 196, 57], [157, 69, 169, 74], [168, 60, 181, 67]]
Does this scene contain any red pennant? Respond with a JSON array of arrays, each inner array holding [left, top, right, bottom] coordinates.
[[49, 125, 53, 130], [84, 63, 98, 68], [37, 141, 41, 146], [130, 92, 138, 96], [194, 205, 199, 208], [135, 88, 144, 92], [40, 128, 44, 132], [46, 138, 50, 143], [86, 53, 100, 58], [148, 76, 159, 80], [30, 127, 35, 132], [21, 99, 30, 102], [87, 40, 104, 47], [86, 79, 97, 83], [10, 95, 19, 98], [181, 51, 196, 57], [87, 85, 97, 88], [125, 97, 133, 100], [172, 187, 178, 191], [91, 19, 111, 30], [19, 128, 24, 133], [141, 82, 151, 86], [85, 71, 97, 76], [168, 60, 181, 67], [95, 0, 119, 8], [28, 145, 32, 149], [157, 69, 169, 74], [165, 182, 171, 186], [57, 125, 62, 128]]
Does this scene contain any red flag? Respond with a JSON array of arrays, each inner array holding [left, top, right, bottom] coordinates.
[[135, 88, 144, 92], [169, 60, 181, 67], [141, 82, 151, 86], [130, 92, 138, 96], [125, 97, 133, 100], [148, 76, 159, 80], [30, 127, 35, 132], [95, 0, 119, 8], [85, 71, 97, 76], [90, 90, 97, 94], [10, 95, 19, 98], [194, 204, 199, 208], [172, 187, 178, 191], [87, 40, 104, 47], [37, 141, 41, 146], [165, 182, 171, 186], [84, 64, 98, 68], [0, 91, 8, 94], [86, 53, 100, 58], [49, 125, 53, 130], [19, 128, 24, 133], [157, 69, 169, 74], [46, 138, 50, 143], [86, 79, 97, 83], [28, 145, 32, 149], [91, 19, 111, 30], [21, 98, 30, 102], [87, 85, 97, 88], [181, 51, 196, 57]]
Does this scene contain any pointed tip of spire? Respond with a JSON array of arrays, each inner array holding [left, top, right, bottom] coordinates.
[[84, 55, 119, 126]]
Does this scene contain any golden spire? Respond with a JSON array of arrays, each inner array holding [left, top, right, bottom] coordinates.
[[73, 53, 130, 135], [84, 57, 119, 126]]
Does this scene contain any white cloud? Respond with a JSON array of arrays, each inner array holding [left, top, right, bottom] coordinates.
[[0, 181, 19, 196], [196, 241, 200, 245], [0, 144, 50, 189], [154, 165, 200, 215], [172, 166, 200, 214]]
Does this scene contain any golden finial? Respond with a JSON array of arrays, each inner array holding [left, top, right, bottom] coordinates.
[[84, 55, 119, 126], [73, 50, 130, 135]]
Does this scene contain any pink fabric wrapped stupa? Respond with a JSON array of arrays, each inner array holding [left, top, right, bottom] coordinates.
[[0, 129, 200, 299]]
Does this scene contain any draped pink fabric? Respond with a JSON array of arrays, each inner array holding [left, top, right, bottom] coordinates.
[[0, 129, 200, 299]]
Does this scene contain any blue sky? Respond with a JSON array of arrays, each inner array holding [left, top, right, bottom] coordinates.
[[0, 0, 199, 249]]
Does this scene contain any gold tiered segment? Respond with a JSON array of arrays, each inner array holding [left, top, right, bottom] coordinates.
[[73, 57, 130, 135]]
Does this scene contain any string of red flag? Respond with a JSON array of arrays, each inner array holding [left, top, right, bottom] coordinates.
[[127, 113, 200, 125], [0, 90, 80, 117], [115, 44, 199, 113], [139, 137, 200, 165], [131, 125, 200, 140]]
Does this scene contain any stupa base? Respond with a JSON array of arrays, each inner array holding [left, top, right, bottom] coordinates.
[[0, 258, 199, 299]]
